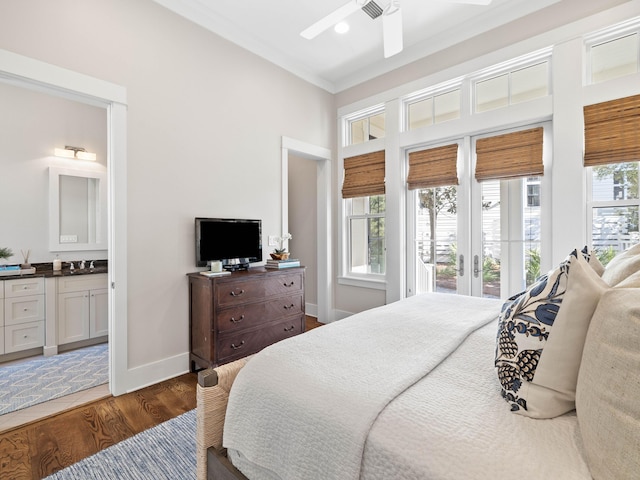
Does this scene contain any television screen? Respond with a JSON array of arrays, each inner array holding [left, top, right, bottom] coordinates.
[[195, 218, 262, 267]]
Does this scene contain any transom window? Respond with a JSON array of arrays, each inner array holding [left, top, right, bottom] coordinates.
[[347, 108, 385, 146], [473, 60, 550, 113], [406, 87, 461, 131], [586, 23, 640, 85]]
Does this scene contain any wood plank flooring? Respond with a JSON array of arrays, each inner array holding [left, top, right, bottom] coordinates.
[[0, 316, 324, 479]]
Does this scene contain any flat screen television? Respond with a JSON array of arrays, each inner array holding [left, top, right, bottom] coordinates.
[[195, 217, 262, 269]]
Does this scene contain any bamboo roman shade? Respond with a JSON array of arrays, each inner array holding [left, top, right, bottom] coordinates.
[[407, 144, 459, 190], [475, 127, 544, 181], [584, 94, 640, 167], [341, 150, 385, 198]]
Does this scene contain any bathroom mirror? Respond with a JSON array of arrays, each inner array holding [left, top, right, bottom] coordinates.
[[49, 166, 107, 251]]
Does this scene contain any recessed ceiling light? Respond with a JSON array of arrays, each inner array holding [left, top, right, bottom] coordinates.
[[334, 22, 349, 34]]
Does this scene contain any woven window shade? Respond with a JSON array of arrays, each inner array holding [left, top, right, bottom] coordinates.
[[407, 144, 459, 190], [584, 94, 640, 167], [341, 150, 385, 198], [475, 127, 544, 181]]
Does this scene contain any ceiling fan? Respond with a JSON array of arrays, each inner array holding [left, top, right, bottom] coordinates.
[[300, 0, 493, 59]]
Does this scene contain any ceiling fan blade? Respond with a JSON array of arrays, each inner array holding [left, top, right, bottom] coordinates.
[[437, 0, 492, 5], [383, 3, 402, 58], [300, 1, 363, 40]]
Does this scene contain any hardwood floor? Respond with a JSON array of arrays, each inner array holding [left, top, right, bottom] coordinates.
[[0, 316, 323, 479], [0, 373, 198, 479]]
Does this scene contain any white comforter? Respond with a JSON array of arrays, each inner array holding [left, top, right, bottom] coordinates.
[[223, 293, 501, 480]]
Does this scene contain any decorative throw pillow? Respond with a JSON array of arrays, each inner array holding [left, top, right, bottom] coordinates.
[[601, 242, 640, 286], [576, 288, 640, 479], [580, 245, 605, 276], [495, 249, 608, 418]]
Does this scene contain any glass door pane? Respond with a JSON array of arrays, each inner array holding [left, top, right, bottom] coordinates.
[[480, 180, 501, 298], [477, 177, 542, 299], [414, 186, 458, 294]]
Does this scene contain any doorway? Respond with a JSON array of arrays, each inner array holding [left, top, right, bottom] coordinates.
[[0, 49, 128, 408], [281, 137, 332, 323]]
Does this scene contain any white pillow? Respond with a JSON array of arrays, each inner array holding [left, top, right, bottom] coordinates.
[[576, 288, 640, 479], [601, 242, 640, 286], [495, 249, 608, 418]]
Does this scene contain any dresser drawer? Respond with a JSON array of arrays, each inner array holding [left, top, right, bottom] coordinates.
[[4, 295, 45, 325], [216, 278, 266, 307], [217, 317, 304, 363], [217, 293, 304, 334], [5, 320, 44, 353], [4, 277, 45, 297], [264, 271, 304, 296]]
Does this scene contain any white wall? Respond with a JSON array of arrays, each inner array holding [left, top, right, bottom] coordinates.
[[0, 82, 107, 264], [0, 0, 333, 381]]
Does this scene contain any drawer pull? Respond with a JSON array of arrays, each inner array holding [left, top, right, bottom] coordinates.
[[284, 325, 295, 332], [230, 315, 245, 324], [231, 340, 245, 350], [283, 303, 295, 310], [230, 289, 245, 297], [283, 281, 295, 287]]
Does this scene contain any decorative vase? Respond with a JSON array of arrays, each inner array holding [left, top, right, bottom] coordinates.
[[270, 252, 290, 260]]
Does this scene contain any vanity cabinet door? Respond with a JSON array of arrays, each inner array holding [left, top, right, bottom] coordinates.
[[58, 291, 90, 344], [89, 288, 108, 338]]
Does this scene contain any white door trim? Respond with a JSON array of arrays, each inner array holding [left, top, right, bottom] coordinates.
[[281, 136, 333, 323], [0, 48, 129, 395]]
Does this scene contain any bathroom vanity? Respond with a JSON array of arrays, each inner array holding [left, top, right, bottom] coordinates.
[[0, 262, 108, 362]]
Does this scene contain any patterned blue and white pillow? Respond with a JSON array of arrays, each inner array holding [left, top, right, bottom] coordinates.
[[494, 247, 607, 418]]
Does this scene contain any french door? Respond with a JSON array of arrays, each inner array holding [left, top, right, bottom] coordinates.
[[408, 124, 549, 299]]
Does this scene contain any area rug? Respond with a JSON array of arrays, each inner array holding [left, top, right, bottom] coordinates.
[[0, 343, 108, 415], [45, 409, 196, 479]]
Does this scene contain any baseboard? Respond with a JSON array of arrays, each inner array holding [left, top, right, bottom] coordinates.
[[123, 351, 191, 394], [305, 302, 318, 318], [334, 309, 353, 321]]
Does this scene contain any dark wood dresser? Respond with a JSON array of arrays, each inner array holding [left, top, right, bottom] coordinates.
[[187, 266, 305, 371]]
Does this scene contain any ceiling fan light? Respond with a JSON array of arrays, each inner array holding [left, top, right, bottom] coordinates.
[[334, 22, 350, 34]]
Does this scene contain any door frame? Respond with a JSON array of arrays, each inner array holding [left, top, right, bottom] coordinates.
[[0, 48, 129, 395], [281, 136, 333, 323]]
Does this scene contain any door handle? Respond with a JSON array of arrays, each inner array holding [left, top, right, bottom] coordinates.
[[458, 254, 464, 276], [474, 255, 480, 278]]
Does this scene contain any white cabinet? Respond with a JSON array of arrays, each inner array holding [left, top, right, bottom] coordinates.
[[57, 274, 108, 345], [3, 277, 45, 354]]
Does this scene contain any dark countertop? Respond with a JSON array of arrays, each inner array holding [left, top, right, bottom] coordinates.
[[0, 260, 108, 280]]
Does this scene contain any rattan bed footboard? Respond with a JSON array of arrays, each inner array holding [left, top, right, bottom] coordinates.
[[196, 357, 253, 480]]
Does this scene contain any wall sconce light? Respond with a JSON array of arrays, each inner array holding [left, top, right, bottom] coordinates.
[[54, 146, 97, 161]]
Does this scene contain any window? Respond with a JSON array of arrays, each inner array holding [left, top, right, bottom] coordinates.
[[341, 149, 386, 279], [527, 179, 541, 207], [474, 60, 549, 113], [346, 196, 386, 275], [349, 111, 385, 145], [588, 162, 639, 263], [406, 87, 461, 131], [588, 33, 639, 84]]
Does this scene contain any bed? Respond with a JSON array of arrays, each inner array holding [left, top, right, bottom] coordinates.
[[196, 245, 640, 480]]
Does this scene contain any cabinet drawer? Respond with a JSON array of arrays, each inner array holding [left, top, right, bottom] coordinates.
[[5, 320, 44, 353], [4, 277, 44, 297], [264, 271, 304, 296], [217, 317, 304, 363], [216, 278, 266, 307], [217, 293, 304, 334], [4, 295, 45, 325], [58, 273, 108, 293]]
